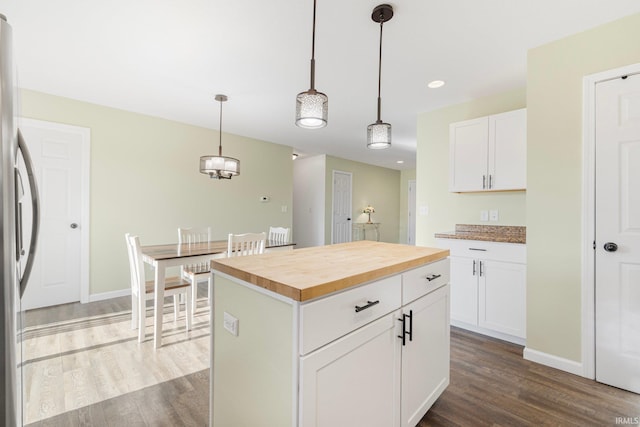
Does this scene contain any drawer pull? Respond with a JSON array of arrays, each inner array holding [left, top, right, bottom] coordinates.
[[469, 248, 487, 251], [355, 300, 380, 313], [425, 273, 441, 282]]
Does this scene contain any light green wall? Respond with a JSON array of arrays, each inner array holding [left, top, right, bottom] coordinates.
[[399, 169, 416, 245], [20, 89, 293, 296], [527, 13, 640, 362], [415, 87, 527, 248], [324, 156, 401, 244]]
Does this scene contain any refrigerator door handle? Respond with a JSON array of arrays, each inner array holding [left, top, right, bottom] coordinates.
[[17, 129, 40, 297]]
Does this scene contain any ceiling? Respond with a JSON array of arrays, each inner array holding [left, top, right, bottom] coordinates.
[[3, 1, 640, 170]]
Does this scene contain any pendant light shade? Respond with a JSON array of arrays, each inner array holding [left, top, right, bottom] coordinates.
[[367, 4, 393, 150], [200, 94, 240, 179], [295, 0, 328, 129]]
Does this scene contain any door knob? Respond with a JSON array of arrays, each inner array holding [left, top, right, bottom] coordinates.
[[603, 242, 618, 252], [70, 223, 78, 229]]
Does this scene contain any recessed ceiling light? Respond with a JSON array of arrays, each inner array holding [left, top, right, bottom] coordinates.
[[428, 80, 445, 89], [396, 160, 404, 164]]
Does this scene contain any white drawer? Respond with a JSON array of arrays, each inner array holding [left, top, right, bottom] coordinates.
[[435, 238, 526, 263], [402, 258, 450, 305], [299, 275, 401, 356]]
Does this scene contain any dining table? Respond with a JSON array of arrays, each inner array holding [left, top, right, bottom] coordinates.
[[140, 239, 295, 348]]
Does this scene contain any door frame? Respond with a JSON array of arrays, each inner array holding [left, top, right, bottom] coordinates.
[[407, 180, 416, 245], [19, 117, 91, 304], [331, 170, 352, 244], [581, 62, 640, 380]]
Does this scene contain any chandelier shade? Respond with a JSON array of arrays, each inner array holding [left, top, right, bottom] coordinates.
[[295, 0, 328, 129], [199, 94, 240, 180], [367, 4, 393, 150]]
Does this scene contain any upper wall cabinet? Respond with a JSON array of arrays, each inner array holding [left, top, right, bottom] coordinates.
[[449, 108, 527, 192]]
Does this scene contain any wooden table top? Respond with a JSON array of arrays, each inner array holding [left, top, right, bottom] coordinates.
[[141, 240, 295, 261], [210, 241, 449, 302]]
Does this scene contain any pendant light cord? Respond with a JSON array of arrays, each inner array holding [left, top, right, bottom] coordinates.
[[309, 0, 318, 91], [218, 99, 223, 156], [376, 15, 384, 123]]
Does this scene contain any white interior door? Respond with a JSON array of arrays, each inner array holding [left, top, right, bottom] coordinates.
[[19, 118, 90, 310], [332, 170, 352, 244], [407, 180, 416, 245], [595, 73, 640, 394]]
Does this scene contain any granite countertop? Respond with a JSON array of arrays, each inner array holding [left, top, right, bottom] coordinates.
[[434, 224, 526, 244], [210, 241, 449, 302]]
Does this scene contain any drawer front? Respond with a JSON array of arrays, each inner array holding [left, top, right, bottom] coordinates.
[[402, 258, 450, 305], [300, 275, 401, 356], [435, 238, 526, 264]]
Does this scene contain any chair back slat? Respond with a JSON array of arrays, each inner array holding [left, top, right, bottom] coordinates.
[[227, 232, 266, 257], [268, 226, 290, 244], [178, 226, 212, 271]]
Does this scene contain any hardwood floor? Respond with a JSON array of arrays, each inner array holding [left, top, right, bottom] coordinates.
[[24, 293, 640, 427], [23, 288, 210, 426], [420, 328, 640, 426]]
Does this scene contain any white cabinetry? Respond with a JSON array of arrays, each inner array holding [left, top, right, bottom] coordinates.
[[301, 260, 450, 427], [449, 108, 526, 192], [436, 238, 526, 344]]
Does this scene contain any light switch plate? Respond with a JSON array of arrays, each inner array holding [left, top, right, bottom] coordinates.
[[480, 210, 489, 221], [490, 210, 499, 222]]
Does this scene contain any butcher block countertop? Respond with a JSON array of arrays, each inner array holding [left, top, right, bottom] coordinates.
[[210, 241, 449, 302]]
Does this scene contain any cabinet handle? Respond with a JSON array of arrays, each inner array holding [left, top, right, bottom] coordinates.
[[479, 261, 484, 277], [355, 300, 380, 313], [425, 274, 441, 282], [397, 317, 406, 346], [482, 175, 486, 189], [469, 248, 487, 251], [397, 311, 412, 346], [489, 174, 493, 189], [472, 260, 476, 276]]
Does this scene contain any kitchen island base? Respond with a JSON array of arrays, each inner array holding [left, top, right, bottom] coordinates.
[[209, 241, 450, 427]]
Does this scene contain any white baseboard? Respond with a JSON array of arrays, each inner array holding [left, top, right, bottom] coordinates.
[[88, 288, 131, 302], [523, 347, 584, 377]]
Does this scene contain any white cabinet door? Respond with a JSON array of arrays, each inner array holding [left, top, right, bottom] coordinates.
[[449, 256, 478, 325], [401, 285, 450, 427], [478, 260, 526, 338], [449, 117, 488, 192], [449, 109, 526, 192], [488, 108, 527, 191], [300, 311, 401, 427]]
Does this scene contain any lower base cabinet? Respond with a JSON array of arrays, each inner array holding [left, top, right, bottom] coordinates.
[[212, 259, 450, 427], [436, 238, 526, 344], [301, 284, 450, 427]]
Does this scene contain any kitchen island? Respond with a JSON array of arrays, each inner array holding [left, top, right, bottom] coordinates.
[[209, 241, 450, 427]]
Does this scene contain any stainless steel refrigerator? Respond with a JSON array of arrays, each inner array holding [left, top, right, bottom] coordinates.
[[1, 13, 40, 427]]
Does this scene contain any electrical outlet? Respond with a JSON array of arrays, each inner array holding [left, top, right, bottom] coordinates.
[[480, 210, 489, 221], [223, 311, 239, 336], [281, 205, 288, 213], [490, 210, 499, 222]]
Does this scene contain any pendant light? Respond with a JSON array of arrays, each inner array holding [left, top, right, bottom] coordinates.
[[199, 94, 240, 179], [367, 4, 393, 150], [295, 0, 328, 129]]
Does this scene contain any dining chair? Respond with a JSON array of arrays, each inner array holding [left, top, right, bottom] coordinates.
[[178, 226, 212, 314], [268, 226, 290, 244], [125, 233, 192, 343], [227, 232, 266, 257]]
